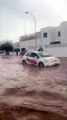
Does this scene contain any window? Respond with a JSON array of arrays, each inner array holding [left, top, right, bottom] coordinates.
[[58, 31, 61, 37], [50, 41, 61, 45], [26, 52, 39, 59], [26, 52, 32, 57], [38, 52, 51, 57], [31, 53, 39, 59], [43, 32, 47, 38]]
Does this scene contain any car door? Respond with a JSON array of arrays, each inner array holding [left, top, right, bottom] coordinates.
[[25, 52, 32, 64], [26, 52, 39, 65], [29, 52, 39, 65]]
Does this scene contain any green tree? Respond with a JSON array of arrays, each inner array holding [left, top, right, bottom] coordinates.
[[1, 42, 13, 55]]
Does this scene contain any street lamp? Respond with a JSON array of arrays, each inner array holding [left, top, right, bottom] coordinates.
[[25, 11, 37, 48]]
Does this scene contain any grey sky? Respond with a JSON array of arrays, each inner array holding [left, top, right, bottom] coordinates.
[[0, 0, 67, 42]]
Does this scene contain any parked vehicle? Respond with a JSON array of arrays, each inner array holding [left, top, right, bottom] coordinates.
[[22, 51, 60, 67]]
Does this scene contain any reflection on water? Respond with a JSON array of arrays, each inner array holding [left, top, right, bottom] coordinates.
[[0, 56, 67, 120]]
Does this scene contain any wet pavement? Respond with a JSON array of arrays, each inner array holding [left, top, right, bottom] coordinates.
[[0, 55, 67, 120]]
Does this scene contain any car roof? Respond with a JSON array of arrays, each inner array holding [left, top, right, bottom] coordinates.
[[26, 50, 52, 56], [27, 50, 45, 54]]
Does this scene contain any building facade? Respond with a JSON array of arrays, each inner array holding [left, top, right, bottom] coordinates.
[[19, 22, 67, 57], [41, 21, 67, 45], [13, 42, 20, 50], [19, 32, 41, 51], [41, 21, 67, 57]]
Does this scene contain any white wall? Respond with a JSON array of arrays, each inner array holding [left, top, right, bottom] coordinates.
[[41, 27, 50, 45], [44, 46, 67, 57], [13, 42, 20, 49], [20, 39, 35, 50], [41, 21, 67, 45], [19, 22, 67, 57], [20, 38, 41, 51], [49, 28, 56, 42], [54, 27, 61, 42], [60, 22, 67, 44], [41, 27, 60, 45]]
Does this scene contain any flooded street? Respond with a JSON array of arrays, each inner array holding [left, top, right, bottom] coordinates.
[[0, 55, 67, 120]]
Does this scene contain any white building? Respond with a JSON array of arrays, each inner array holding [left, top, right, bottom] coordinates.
[[19, 22, 67, 57], [41, 21, 67, 57], [41, 21, 67, 45], [13, 42, 20, 50], [20, 32, 41, 51]]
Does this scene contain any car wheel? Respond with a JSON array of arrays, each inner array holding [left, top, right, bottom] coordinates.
[[38, 62, 44, 68], [22, 60, 26, 65]]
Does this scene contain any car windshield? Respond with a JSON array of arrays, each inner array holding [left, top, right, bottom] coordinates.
[[38, 52, 51, 57]]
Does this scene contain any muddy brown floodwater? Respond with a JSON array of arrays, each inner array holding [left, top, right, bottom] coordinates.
[[0, 55, 67, 120]]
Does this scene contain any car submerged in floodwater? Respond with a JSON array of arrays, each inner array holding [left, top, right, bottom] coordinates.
[[21, 51, 60, 67]]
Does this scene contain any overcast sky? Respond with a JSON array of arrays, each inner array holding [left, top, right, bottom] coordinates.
[[0, 0, 67, 42]]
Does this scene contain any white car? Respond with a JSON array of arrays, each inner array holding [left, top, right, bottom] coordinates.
[[22, 51, 60, 67]]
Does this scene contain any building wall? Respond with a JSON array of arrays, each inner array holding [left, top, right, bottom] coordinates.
[[60, 22, 67, 43], [19, 22, 67, 57], [13, 42, 20, 49], [20, 38, 41, 51], [19, 21, 67, 51], [41, 27, 50, 45], [20, 39, 35, 50], [41, 21, 67, 45], [44, 46, 67, 57], [20, 32, 41, 51]]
